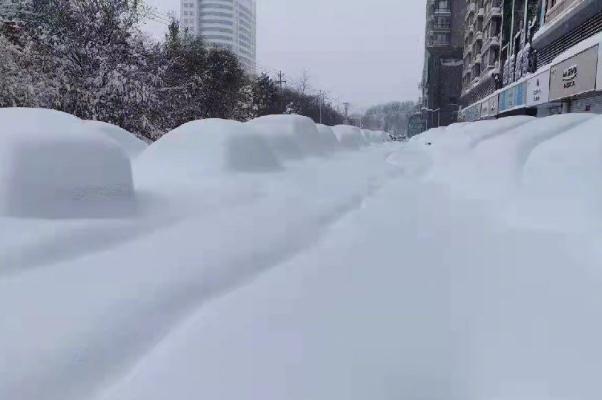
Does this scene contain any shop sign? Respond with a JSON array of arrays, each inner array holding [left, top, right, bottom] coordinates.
[[550, 45, 599, 101], [526, 69, 550, 106], [499, 81, 527, 112]]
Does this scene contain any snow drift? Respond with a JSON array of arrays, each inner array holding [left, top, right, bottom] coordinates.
[[362, 129, 388, 143], [0, 108, 135, 218], [516, 114, 602, 231], [247, 114, 326, 160], [332, 125, 367, 149]]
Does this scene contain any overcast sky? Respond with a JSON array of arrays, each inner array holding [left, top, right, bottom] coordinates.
[[144, 0, 426, 112]]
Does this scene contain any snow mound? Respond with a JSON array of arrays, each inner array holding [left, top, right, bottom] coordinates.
[[515, 114, 602, 231], [0, 108, 135, 218], [375, 130, 390, 142], [315, 124, 340, 152], [135, 119, 281, 183], [84, 120, 148, 158], [454, 113, 594, 198], [247, 114, 325, 160], [362, 129, 389, 143], [416, 116, 536, 192], [332, 125, 367, 149]]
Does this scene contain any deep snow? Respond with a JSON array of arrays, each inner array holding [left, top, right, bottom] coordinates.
[[1, 110, 602, 400]]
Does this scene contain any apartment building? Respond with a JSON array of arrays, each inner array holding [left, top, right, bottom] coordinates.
[[461, 0, 503, 105], [460, 0, 602, 121], [180, 0, 257, 74], [420, 0, 467, 128]]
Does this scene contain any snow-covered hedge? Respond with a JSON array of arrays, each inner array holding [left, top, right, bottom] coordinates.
[[135, 119, 282, 183], [0, 108, 135, 218], [332, 125, 367, 149]]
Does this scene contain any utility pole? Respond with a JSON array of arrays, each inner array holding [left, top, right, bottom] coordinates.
[[276, 71, 287, 89], [318, 91, 325, 124], [276, 71, 287, 112], [343, 102, 350, 124]]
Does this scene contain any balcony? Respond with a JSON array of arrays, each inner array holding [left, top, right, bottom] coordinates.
[[483, 35, 500, 50], [433, 6, 452, 16], [465, 2, 476, 21], [486, 0, 503, 9], [484, 0, 503, 24], [465, 24, 474, 39], [427, 37, 451, 48], [430, 22, 451, 32]]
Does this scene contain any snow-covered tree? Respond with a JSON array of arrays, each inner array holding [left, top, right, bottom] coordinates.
[[0, 0, 344, 139]]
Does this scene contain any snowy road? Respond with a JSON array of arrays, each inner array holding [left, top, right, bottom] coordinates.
[[2, 114, 602, 400]]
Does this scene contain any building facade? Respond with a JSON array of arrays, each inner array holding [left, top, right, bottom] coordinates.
[[461, 0, 504, 106], [534, 0, 602, 67], [533, 0, 602, 115], [461, 0, 540, 108], [180, 0, 257, 73], [420, 0, 467, 129], [459, 0, 602, 121]]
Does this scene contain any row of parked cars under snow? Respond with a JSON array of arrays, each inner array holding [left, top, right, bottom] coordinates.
[[0, 108, 390, 219]]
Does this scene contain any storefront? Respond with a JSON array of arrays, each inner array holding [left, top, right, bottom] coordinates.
[[485, 94, 499, 117], [462, 102, 482, 122], [549, 45, 599, 101], [480, 98, 490, 119], [499, 81, 527, 114]]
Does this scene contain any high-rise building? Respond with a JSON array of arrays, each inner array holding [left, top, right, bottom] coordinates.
[[180, 0, 257, 73], [420, 0, 467, 128], [461, 0, 503, 105]]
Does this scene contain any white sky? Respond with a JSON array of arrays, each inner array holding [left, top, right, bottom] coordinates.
[[143, 0, 426, 112]]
